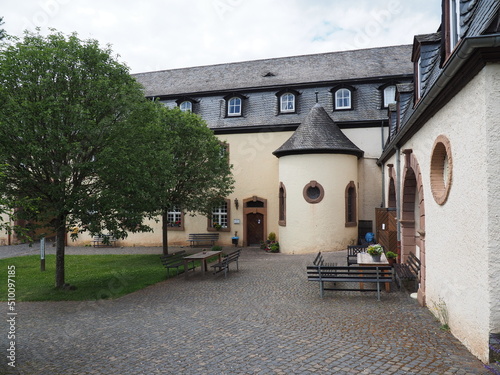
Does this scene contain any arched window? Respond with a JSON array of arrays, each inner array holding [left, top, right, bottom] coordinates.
[[227, 97, 242, 116], [345, 181, 357, 227], [335, 88, 351, 110], [179, 101, 192, 112], [279, 182, 286, 226], [280, 93, 295, 113]]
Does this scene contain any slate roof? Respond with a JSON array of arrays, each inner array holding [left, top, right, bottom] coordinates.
[[384, 0, 500, 149], [273, 104, 364, 158], [133, 45, 413, 98]]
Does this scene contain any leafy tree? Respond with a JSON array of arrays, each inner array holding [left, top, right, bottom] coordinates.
[[0, 17, 4, 40], [0, 30, 162, 288], [147, 107, 234, 255]]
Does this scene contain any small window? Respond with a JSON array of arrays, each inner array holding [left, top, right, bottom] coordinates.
[[449, 0, 461, 51], [179, 101, 192, 112], [303, 181, 324, 204], [227, 97, 242, 116], [383, 86, 396, 108], [345, 181, 357, 227], [280, 93, 295, 113], [335, 88, 351, 110], [279, 182, 286, 226], [430, 135, 453, 205], [166, 207, 184, 231], [208, 199, 230, 232]]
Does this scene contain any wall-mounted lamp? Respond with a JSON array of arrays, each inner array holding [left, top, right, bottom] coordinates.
[[234, 198, 239, 210]]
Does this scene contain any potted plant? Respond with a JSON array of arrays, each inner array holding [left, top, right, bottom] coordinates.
[[367, 244, 384, 262], [385, 251, 397, 266]]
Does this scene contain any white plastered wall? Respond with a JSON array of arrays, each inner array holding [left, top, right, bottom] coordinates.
[[485, 63, 500, 346], [385, 65, 499, 363], [278, 153, 358, 254], [73, 131, 293, 247], [344, 127, 385, 227]]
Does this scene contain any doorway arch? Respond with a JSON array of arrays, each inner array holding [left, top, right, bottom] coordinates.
[[243, 196, 267, 246], [401, 150, 426, 305]]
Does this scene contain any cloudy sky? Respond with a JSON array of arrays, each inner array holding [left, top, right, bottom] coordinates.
[[2, 0, 442, 73]]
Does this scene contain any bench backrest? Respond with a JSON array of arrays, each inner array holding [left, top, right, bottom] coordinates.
[[407, 252, 421, 275], [347, 245, 367, 265], [307, 265, 393, 281], [160, 250, 186, 265], [313, 252, 324, 266], [189, 233, 220, 239], [347, 245, 368, 255], [224, 249, 241, 262]]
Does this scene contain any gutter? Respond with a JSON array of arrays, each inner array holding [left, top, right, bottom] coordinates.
[[378, 34, 500, 165]]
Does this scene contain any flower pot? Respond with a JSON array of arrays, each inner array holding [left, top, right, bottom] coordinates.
[[370, 254, 381, 262], [387, 258, 396, 266]]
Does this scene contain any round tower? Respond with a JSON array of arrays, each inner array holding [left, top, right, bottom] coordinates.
[[273, 104, 364, 254]]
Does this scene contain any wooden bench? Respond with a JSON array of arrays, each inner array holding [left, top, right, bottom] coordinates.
[[307, 264, 393, 301], [92, 235, 117, 247], [346, 245, 368, 266], [160, 250, 196, 277], [313, 251, 337, 267], [394, 251, 421, 291], [211, 249, 241, 278], [188, 233, 219, 247]]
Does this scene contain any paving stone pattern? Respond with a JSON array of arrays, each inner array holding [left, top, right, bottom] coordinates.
[[0, 245, 489, 374]]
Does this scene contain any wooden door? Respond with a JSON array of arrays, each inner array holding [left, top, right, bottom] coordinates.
[[375, 208, 397, 255], [246, 213, 264, 245]]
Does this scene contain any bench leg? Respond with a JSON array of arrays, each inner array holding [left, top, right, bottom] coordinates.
[[376, 282, 381, 301], [319, 281, 324, 298]]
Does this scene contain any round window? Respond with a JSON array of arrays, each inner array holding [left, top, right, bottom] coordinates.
[[303, 181, 324, 204], [430, 135, 452, 205]]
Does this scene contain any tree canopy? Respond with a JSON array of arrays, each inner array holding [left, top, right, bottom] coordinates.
[[0, 17, 5, 40], [0, 30, 162, 288], [147, 108, 235, 254]]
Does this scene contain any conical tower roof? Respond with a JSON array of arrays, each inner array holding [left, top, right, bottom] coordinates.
[[273, 104, 364, 158]]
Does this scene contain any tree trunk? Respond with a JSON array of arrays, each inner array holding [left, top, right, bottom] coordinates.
[[162, 209, 169, 255], [54, 215, 67, 288]]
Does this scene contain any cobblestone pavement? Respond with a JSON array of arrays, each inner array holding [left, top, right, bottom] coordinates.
[[0, 244, 490, 374]]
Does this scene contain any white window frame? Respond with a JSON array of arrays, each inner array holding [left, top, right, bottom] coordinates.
[[335, 88, 351, 110], [383, 86, 396, 108], [280, 93, 295, 113], [227, 97, 242, 116], [179, 101, 192, 112], [449, 0, 461, 51], [211, 202, 228, 229], [417, 56, 422, 99], [167, 207, 182, 227]]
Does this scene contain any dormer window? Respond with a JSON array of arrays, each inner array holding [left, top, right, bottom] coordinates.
[[175, 97, 198, 113], [383, 86, 396, 108], [179, 101, 192, 112], [449, 0, 461, 51], [228, 97, 241, 116], [281, 93, 295, 113], [276, 89, 300, 114], [224, 94, 246, 117], [332, 86, 355, 110], [416, 56, 422, 100]]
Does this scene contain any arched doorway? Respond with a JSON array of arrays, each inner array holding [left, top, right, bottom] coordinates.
[[243, 196, 267, 246], [401, 150, 426, 305]]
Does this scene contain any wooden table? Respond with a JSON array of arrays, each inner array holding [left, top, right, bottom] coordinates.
[[357, 252, 391, 292], [184, 251, 222, 278]]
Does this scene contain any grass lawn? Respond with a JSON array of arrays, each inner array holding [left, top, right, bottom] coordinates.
[[0, 254, 178, 302]]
